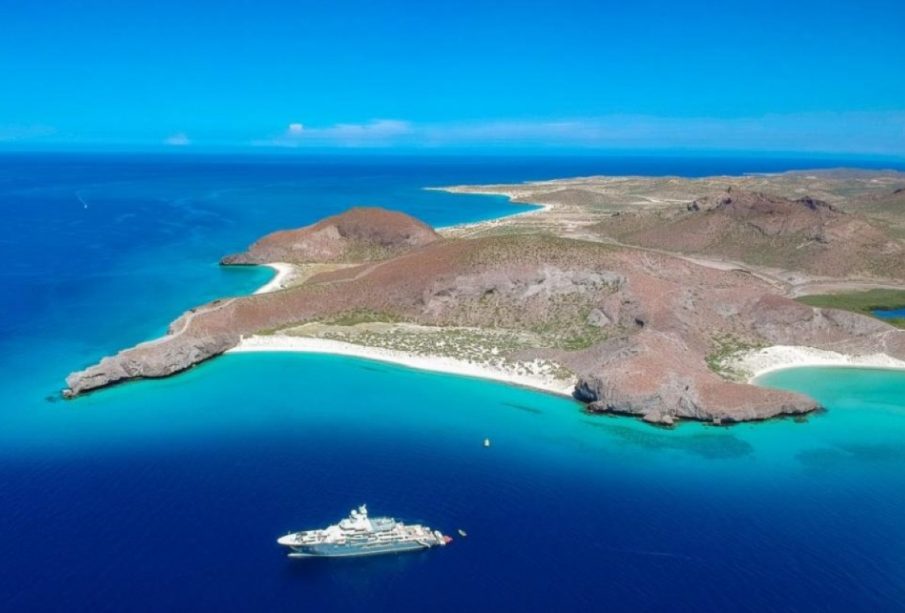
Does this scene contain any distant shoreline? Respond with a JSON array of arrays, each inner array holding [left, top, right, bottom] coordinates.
[[427, 186, 551, 232]]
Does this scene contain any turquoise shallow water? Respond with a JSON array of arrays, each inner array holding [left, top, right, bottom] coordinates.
[[755, 367, 905, 472], [3, 153, 905, 611]]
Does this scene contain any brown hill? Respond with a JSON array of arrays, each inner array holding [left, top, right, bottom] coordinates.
[[65, 228, 905, 425], [596, 189, 905, 279], [221, 207, 440, 265]]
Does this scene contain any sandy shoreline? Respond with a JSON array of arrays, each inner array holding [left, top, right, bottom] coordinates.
[[254, 263, 295, 294], [227, 335, 577, 397], [428, 186, 553, 232], [734, 345, 905, 382]]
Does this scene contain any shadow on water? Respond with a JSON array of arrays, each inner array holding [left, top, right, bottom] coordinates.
[[582, 419, 755, 459], [279, 549, 433, 582], [797, 443, 905, 471], [501, 402, 543, 415]]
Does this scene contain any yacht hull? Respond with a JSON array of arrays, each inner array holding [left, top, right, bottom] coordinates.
[[287, 541, 429, 558]]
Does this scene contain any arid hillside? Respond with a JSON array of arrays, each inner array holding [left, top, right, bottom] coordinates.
[[849, 187, 905, 236], [592, 189, 905, 280], [65, 207, 905, 425]]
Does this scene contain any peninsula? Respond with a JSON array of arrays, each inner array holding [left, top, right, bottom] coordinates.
[[64, 170, 905, 425]]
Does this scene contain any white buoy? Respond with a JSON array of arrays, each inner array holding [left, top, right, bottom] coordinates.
[[483, 438, 491, 448]]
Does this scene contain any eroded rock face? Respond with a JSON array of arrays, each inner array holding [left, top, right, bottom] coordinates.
[[221, 207, 439, 265], [421, 265, 623, 322], [64, 332, 237, 397], [571, 332, 818, 424], [704, 191, 839, 236]]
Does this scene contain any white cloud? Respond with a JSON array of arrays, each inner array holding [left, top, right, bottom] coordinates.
[[258, 119, 414, 148], [316, 119, 412, 141], [417, 113, 905, 154], [164, 133, 191, 146], [252, 112, 905, 155]]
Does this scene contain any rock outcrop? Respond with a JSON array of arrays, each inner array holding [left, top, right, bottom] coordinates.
[[571, 331, 818, 425], [64, 332, 236, 397], [64, 302, 241, 397]]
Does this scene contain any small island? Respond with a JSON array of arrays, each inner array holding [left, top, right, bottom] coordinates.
[[64, 170, 905, 425]]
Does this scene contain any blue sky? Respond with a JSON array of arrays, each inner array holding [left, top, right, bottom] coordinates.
[[1, 0, 904, 154]]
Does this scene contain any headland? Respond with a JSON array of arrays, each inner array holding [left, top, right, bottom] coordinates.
[[64, 169, 905, 425]]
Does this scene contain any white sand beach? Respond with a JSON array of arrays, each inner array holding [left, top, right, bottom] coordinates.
[[254, 263, 296, 294], [733, 345, 905, 382], [436, 201, 552, 232], [227, 334, 576, 397]]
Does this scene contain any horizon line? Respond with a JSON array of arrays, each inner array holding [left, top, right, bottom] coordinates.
[[1, 144, 904, 162]]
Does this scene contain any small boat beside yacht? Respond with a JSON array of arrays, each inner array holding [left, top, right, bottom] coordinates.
[[277, 505, 451, 558]]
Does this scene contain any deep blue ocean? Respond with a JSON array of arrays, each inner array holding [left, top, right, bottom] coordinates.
[[2, 152, 905, 612]]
